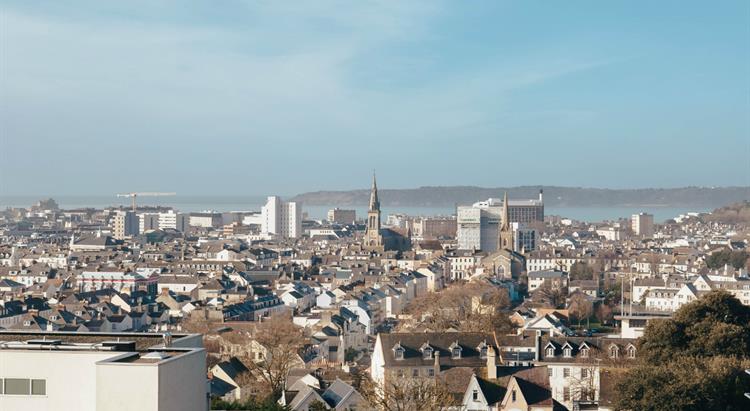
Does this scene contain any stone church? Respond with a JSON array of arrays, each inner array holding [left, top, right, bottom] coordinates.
[[364, 174, 410, 252]]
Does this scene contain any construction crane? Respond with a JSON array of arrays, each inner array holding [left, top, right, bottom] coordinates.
[[116, 192, 176, 212]]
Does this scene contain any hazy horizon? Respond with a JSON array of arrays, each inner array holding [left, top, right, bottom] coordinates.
[[2, 1, 749, 195], [1, 184, 749, 198]]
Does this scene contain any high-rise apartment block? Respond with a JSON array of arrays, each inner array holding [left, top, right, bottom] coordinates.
[[631, 212, 654, 237], [112, 211, 139, 239], [261, 196, 302, 238]]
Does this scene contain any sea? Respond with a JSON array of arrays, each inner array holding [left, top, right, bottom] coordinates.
[[0, 195, 710, 223]]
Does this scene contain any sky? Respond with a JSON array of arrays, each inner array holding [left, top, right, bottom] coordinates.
[[1, 0, 749, 196]]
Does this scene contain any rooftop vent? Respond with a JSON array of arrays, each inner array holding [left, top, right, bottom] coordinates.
[[143, 351, 170, 360]]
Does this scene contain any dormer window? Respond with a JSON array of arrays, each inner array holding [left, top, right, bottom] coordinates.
[[627, 345, 636, 359], [449, 341, 462, 359], [393, 343, 405, 361], [477, 341, 489, 359], [49, 315, 58, 321], [580, 347, 589, 358], [609, 345, 619, 359], [23, 320, 31, 326], [421, 345, 433, 360], [563, 346, 572, 358], [546, 347, 555, 357]]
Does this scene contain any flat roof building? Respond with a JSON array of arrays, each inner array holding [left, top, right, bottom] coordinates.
[[0, 331, 207, 411]]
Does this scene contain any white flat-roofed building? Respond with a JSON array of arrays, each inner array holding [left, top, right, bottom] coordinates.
[[261, 196, 302, 239], [157, 210, 189, 232], [0, 330, 207, 411], [189, 213, 223, 228]]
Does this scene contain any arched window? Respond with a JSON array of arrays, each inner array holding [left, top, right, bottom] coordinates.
[[627, 345, 636, 359], [609, 345, 619, 359]]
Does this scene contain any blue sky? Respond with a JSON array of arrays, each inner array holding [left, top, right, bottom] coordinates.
[[1, 0, 748, 196]]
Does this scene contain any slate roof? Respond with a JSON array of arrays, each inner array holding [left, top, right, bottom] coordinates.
[[378, 332, 497, 368]]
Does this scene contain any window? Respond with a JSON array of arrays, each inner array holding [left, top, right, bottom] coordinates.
[[23, 321, 31, 327], [609, 346, 619, 359], [427, 368, 434, 377], [512, 389, 516, 402], [548, 368, 553, 377], [627, 346, 636, 359], [563, 368, 570, 378], [581, 368, 589, 378], [563, 347, 572, 357], [546, 347, 555, 357], [422, 347, 433, 360], [5, 378, 30, 395], [396, 369, 404, 378], [472, 390, 478, 401], [31, 379, 46, 395], [563, 387, 570, 401], [580, 348, 589, 358], [412, 368, 419, 377], [395, 347, 405, 361], [480, 346, 488, 359]]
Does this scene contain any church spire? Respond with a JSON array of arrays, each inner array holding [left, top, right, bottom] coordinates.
[[499, 191, 513, 251], [369, 172, 380, 212], [501, 191, 510, 230]]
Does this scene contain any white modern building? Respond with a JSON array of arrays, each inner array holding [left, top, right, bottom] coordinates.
[[0, 331, 208, 411], [261, 196, 302, 239], [157, 210, 190, 232], [631, 213, 654, 237]]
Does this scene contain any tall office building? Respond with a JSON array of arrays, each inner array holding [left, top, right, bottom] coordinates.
[[139, 213, 160, 233], [631, 213, 654, 237], [457, 190, 544, 251], [261, 196, 302, 238], [512, 222, 537, 253], [112, 211, 139, 239], [157, 210, 189, 232], [327, 208, 356, 224]]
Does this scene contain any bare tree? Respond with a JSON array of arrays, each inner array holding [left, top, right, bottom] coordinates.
[[359, 374, 456, 411], [568, 293, 593, 327], [224, 314, 307, 399], [398, 282, 513, 333]]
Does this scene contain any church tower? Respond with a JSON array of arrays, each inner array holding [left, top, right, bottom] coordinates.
[[366, 173, 383, 247], [498, 191, 514, 251]]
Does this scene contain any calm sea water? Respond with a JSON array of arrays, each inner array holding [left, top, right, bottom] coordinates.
[[0, 195, 709, 223]]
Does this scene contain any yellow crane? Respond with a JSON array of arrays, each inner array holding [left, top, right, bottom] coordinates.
[[116, 192, 176, 211]]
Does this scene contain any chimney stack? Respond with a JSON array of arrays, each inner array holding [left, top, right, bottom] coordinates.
[[535, 330, 542, 362], [433, 351, 441, 375], [486, 347, 497, 379]]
